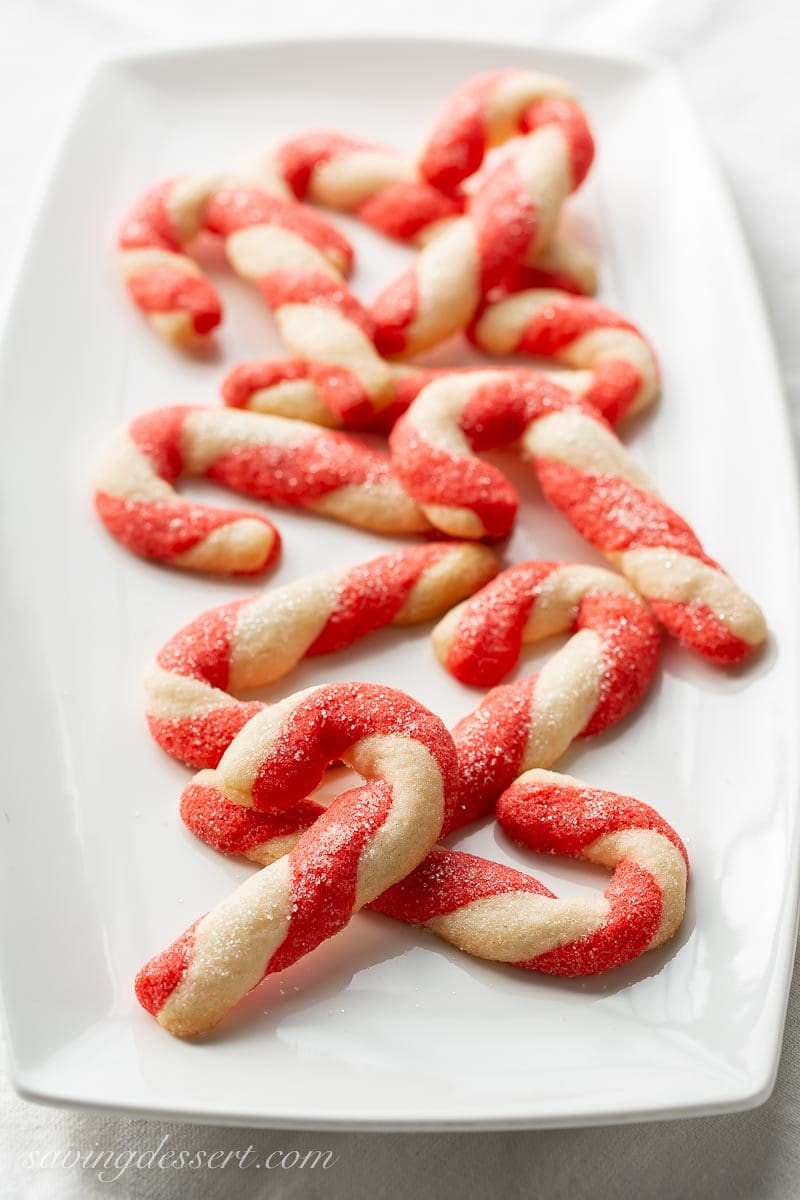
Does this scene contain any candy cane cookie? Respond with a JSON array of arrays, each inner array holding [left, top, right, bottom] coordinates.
[[94, 405, 431, 575], [389, 372, 766, 663], [144, 542, 498, 768], [220, 281, 655, 433], [135, 682, 459, 1037], [371, 73, 595, 356], [118, 175, 226, 344], [418, 68, 593, 196], [374, 770, 687, 975], [117, 151, 294, 343], [220, 358, 441, 431]]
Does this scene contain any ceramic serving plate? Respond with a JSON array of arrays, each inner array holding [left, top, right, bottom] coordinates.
[[0, 35, 797, 1130]]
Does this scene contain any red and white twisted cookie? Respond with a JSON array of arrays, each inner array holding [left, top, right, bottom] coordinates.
[[375, 769, 687, 974], [117, 153, 294, 343], [371, 71, 595, 357], [473, 291, 658, 425], [418, 68, 593, 196], [144, 542, 498, 768], [135, 682, 459, 1037], [471, 288, 656, 417], [446, 563, 659, 830], [94, 405, 430, 575], [118, 175, 226, 344], [390, 372, 766, 663]]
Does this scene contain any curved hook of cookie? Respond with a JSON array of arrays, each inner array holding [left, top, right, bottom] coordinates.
[[432, 560, 660, 689]]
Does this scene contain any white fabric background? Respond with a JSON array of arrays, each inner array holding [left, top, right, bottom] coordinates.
[[1, 1, 799, 1196]]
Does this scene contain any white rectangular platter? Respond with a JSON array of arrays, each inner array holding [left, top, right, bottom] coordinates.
[[0, 36, 797, 1130]]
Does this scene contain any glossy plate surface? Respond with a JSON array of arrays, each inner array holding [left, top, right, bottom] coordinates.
[[0, 36, 797, 1129]]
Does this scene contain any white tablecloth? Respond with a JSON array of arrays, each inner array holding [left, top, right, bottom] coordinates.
[[1, 1, 799, 1196]]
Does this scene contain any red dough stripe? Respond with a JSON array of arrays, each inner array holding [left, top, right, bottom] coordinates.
[[266, 783, 394, 974], [147, 704, 265, 772], [497, 780, 688, 862], [370, 268, 420, 358], [521, 97, 594, 187], [471, 158, 538, 294], [205, 187, 354, 272], [129, 406, 193, 482], [648, 599, 752, 665], [534, 459, 718, 566], [512, 297, 636, 357], [157, 601, 247, 688], [252, 683, 458, 820], [372, 847, 554, 923], [443, 562, 559, 685], [418, 69, 508, 194], [127, 270, 222, 334], [522, 861, 662, 975], [307, 544, 450, 656], [180, 781, 323, 856], [259, 270, 376, 339], [448, 676, 538, 832], [94, 493, 278, 568], [135, 920, 199, 1017], [206, 428, 397, 502], [577, 592, 661, 736], [118, 180, 181, 251], [357, 182, 461, 242], [582, 360, 643, 427]]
